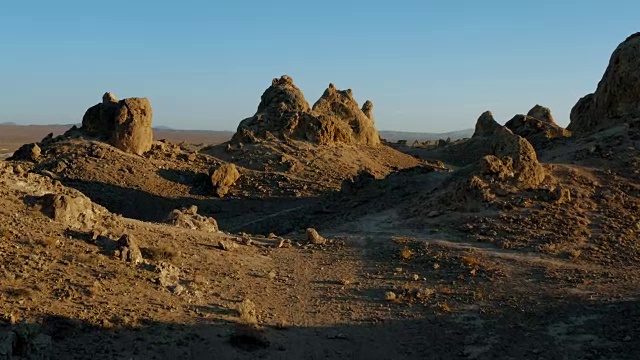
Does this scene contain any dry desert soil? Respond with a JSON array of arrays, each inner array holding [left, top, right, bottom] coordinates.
[[3, 33, 640, 359]]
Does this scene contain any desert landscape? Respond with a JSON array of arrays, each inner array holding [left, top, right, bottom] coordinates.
[[2, 28, 640, 360]]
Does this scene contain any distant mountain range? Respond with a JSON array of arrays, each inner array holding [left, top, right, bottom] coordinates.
[[0, 122, 473, 149], [379, 129, 474, 142]]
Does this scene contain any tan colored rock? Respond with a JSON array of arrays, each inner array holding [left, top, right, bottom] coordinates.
[[362, 100, 374, 122], [472, 111, 503, 137], [505, 113, 570, 148], [490, 127, 546, 188], [165, 205, 218, 232], [232, 76, 380, 146], [117, 234, 143, 264], [479, 155, 514, 181], [306, 228, 326, 245], [210, 163, 240, 198], [110, 98, 153, 155], [311, 83, 380, 146], [526, 104, 555, 123], [568, 33, 640, 134], [552, 186, 571, 204], [40, 193, 99, 230], [81, 93, 153, 154], [82, 92, 119, 138]]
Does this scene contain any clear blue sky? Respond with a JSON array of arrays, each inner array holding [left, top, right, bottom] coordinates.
[[1, 1, 638, 132]]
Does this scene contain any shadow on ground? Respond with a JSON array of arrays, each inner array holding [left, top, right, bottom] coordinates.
[[2, 297, 640, 360]]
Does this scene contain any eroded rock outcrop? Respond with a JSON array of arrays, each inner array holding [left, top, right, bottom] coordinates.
[[473, 111, 503, 138], [165, 205, 219, 233], [527, 104, 555, 124], [9, 143, 41, 162], [40, 193, 101, 230], [311, 83, 380, 145], [568, 33, 640, 134], [81, 92, 153, 154], [362, 100, 374, 122], [436, 111, 547, 211], [232, 76, 380, 146], [110, 98, 153, 155], [505, 105, 570, 147]]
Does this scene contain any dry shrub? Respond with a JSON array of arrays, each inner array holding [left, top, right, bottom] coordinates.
[[230, 299, 270, 351], [461, 256, 482, 267], [567, 249, 582, 260], [238, 299, 258, 325], [142, 244, 178, 262], [439, 286, 454, 295], [36, 237, 58, 247], [5, 287, 33, 300]]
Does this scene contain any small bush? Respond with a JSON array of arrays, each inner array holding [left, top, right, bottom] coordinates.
[[142, 244, 178, 262]]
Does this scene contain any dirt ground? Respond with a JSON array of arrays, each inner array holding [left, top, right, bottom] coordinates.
[[2, 123, 640, 360]]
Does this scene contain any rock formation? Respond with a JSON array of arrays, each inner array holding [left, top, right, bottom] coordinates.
[[526, 104, 555, 123], [568, 33, 640, 134], [81, 92, 153, 154], [361, 100, 374, 122], [232, 76, 380, 146], [311, 83, 380, 145], [505, 105, 570, 147], [110, 98, 153, 155], [165, 205, 219, 233], [484, 127, 546, 188], [473, 111, 503, 138], [40, 193, 101, 230], [9, 143, 41, 162], [465, 111, 546, 189]]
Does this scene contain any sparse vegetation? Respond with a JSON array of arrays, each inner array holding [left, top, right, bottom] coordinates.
[[142, 244, 179, 262]]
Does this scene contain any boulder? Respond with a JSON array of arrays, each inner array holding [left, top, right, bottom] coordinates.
[[165, 205, 219, 232], [81, 93, 153, 154], [568, 33, 640, 134], [40, 193, 99, 230], [306, 228, 327, 245], [210, 163, 241, 198], [110, 98, 153, 155], [82, 92, 119, 138]]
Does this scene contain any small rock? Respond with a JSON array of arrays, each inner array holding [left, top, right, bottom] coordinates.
[[117, 234, 143, 264], [306, 228, 326, 245], [171, 284, 185, 296], [385, 291, 397, 301], [217, 239, 238, 251]]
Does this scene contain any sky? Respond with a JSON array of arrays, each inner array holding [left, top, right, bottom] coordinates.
[[0, 1, 639, 133]]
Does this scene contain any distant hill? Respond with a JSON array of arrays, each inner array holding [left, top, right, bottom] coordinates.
[[1, 122, 474, 155], [0, 124, 234, 155], [379, 129, 474, 143]]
